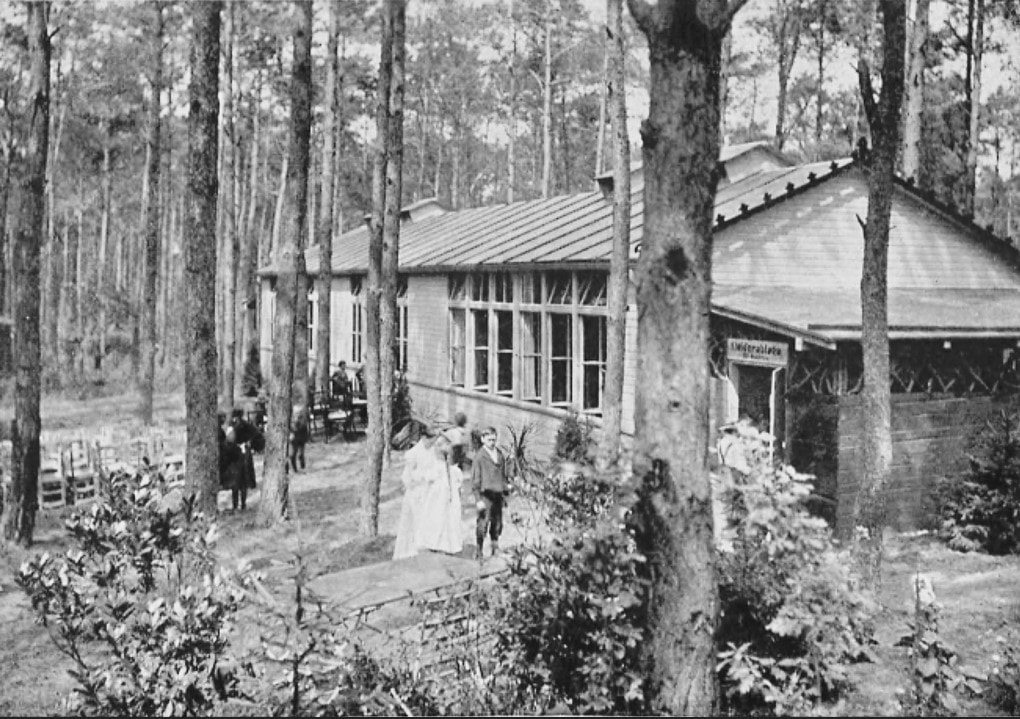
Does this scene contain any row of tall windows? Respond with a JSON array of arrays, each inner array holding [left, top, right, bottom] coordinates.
[[448, 271, 609, 414]]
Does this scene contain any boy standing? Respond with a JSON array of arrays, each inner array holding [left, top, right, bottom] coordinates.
[[471, 426, 510, 560]]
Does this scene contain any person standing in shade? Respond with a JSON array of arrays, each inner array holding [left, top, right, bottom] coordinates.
[[471, 426, 512, 560], [289, 405, 309, 473], [444, 412, 470, 474]]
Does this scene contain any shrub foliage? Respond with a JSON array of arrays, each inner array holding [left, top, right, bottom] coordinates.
[[934, 409, 1020, 554]]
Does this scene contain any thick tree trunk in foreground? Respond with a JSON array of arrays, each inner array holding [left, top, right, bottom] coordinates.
[[852, 0, 906, 588], [380, 0, 406, 464], [2, 1, 49, 547], [362, 0, 395, 537], [625, 0, 748, 712], [601, 0, 631, 465], [260, 0, 312, 526], [138, 2, 163, 425], [183, 1, 221, 517]]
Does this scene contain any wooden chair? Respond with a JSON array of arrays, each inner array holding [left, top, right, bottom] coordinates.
[[325, 391, 356, 443], [38, 455, 66, 511], [64, 440, 97, 505], [309, 390, 332, 440]]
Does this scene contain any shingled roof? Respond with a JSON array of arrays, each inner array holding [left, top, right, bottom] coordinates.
[[262, 153, 1020, 342]]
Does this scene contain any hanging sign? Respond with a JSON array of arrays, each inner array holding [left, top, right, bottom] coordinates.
[[726, 338, 788, 368]]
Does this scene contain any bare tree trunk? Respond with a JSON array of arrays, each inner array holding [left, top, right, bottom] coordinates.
[[138, 2, 163, 425], [0, 158, 9, 317], [541, 14, 553, 199], [222, 0, 238, 417], [260, 0, 312, 526], [625, 0, 747, 712], [380, 0, 406, 464], [240, 74, 262, 371], [183, 0, 221, 517], [595, 41, 609, 177], [507, 0, 517, 204], [902, 0, 929, 184], [601, 0, 630, 465], [315, 0, 341, 397], [60, 207, 77, 372], [98, 138, 112, 370], [3, 1, 49, 546], [853, 0, 905, 589], [962, 0, 983, 216], [362, 0, 395, 537]]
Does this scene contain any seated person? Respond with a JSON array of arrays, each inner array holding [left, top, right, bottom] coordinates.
[[330, 361, 352, 401]]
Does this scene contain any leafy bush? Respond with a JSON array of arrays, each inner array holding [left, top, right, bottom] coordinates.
[[934, 409, 1020, 554], [985, 636, 1020, 715], [553, 408, 595, 465], [716, 433, 877, 716], [17, 470, 246, 717]]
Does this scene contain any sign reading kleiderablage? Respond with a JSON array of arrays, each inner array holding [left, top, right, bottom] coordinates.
[[726, 338, 788, 368]]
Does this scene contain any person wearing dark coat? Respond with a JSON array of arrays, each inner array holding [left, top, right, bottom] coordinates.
[[289, 405, 309, 473], [221, 411, 260, 511]]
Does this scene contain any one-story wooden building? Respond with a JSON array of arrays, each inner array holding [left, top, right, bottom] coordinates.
[[259, 142, 1020, 530]]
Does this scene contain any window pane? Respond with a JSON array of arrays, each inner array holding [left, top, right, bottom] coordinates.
[[471, 273, 489, 302], [450, 309, 466, 385], [578, 271, 608, 306], [473, 309, 489, 390], [581, 315, 607, 412], [546, 271, 572, 304], [448, 274, 466, 300], [351, 276, 362, 295], [496, 310, 513, 394], [520, 312, 542, 402], [397, 275, 408, 298], [549, 313, 572, 404], [494, 272, 513, 303], [519, 274, 542, 304]]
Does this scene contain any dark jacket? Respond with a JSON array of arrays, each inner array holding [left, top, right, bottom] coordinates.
[[472, 447, 508, 495]]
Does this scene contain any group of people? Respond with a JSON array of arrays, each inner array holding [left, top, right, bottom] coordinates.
[[393, 413, 513, 562]]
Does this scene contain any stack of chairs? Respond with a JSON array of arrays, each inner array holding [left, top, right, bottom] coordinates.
[[38, 452, 66, 510]]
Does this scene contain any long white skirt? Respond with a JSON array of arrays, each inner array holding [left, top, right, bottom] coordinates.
[[419, 464, 463, 555], [393, 481, 431, 560]]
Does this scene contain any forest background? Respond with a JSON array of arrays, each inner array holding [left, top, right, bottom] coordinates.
[[0, 0, 1018, 400]]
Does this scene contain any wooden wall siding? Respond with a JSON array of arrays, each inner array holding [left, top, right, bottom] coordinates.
[[713, 170, 1020, 291], [408, 275, 448, 387], [834, 393, 1019, 532]]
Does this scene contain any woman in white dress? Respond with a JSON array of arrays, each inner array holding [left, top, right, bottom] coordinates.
[[393, 425, 463, 559], [420, 432, 463, 555], [392, 426, 439, 560]]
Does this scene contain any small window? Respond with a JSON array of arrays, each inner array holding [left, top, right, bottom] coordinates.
[[546, 271, 572, 304], [550, 313, 573, 404], [351, 276, 363, 295], [582, 315, 607, 413], [519, 274, 542, 304], [578, 272, 608, 306], [496, 310, 513, 396], [494, 272, 513, 303], [448, 274, 467, 300], [472, 309, 490, 391], [397, 275, 408, 298], [471, 273, 490, 302], [450, 309, 466, 386], [520, 311, 542, 402]]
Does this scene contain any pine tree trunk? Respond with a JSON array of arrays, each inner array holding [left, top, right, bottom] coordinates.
[[183, 1, 222, 517], [316, 0, 341, 397], [98, 139, 112, 370], [362, 0, 395, 537], [625, 0, 743, 712], [601, 0, 630, 465], [962, 0, 983, 216], [380, 0, 406, 464], [239, 76, 262, 375], [541, 14, 553, 199], [902, 0, 928, 196], [260, 0, 312, 526], [507, 0, 517, 204], [3, 1, 49, 547], [853, 0, 905, 589], [138, 2, 163, 425], [222, 0, 237, 418]]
